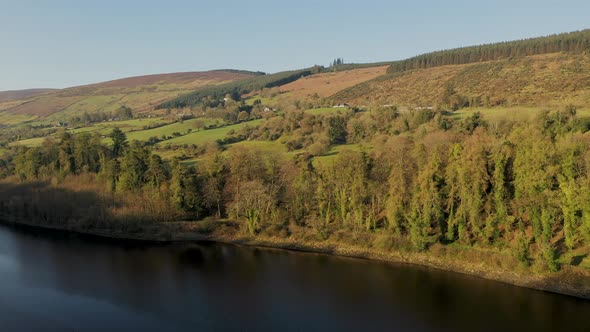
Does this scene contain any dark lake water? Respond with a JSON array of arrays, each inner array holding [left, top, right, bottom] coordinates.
[[0, 224, 589, 332]]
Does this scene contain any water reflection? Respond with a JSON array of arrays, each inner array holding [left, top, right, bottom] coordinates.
[[0, 224, 588, 332]]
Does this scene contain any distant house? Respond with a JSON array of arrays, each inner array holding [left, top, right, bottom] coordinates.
[[333, 103, 350, 108]]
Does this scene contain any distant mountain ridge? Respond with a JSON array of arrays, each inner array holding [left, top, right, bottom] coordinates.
[[0, 89, 56, 103], [158, 29, 590, 110], [0, 70, 257, 117], [2, 29, 589, 119], [65, 70, 263, 91]]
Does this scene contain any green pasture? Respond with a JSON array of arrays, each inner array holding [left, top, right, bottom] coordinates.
[[159, 119, 264, 146], [126, 118, 223, 141], [313, 143, 371, 168], [9, 136, 48, 147], [0, 112, 38, 125]]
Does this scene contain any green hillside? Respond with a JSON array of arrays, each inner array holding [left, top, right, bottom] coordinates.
[[0, 70, 257, 122]]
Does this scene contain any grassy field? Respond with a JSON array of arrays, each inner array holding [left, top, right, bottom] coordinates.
[[0, 112, 38, 125], [7, 116, 233, 148], [153, 149, 187, 159], [244, 96, 274, 106], [158, 139, 291, 168], [225, 140, 288, 155], [105, 117, 168, 128], [126, 118, 223, 141], [70, 117, 168, 133], [8, 136, 48, 147], [7, 117, 170, 147], [313, 143, 370, 168], [158, 119, 264, 146]]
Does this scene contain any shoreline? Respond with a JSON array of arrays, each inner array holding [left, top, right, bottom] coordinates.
[[1, 218, 590, 300]]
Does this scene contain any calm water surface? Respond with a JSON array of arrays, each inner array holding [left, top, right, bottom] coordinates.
[[0, 224, 588, 332]]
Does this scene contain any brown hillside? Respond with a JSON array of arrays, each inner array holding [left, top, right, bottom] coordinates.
[[5, 96, 85, 117], [0, 89, 56, 103], [279, 66, 388, 98], [3, 70, 254, 117], [333, 53, 590, 108], [62, 70, 254, 95]]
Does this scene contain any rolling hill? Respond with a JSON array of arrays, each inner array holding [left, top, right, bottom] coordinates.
[[332, 52, 590, 108], [0, 70, 258, 120], [2, 28, 590, 152], [0, 89, 56, 103], [154, 29, 589, 111], [5, 29, 586, 124]]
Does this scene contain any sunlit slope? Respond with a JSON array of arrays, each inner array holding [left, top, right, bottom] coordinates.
[[0, 89, 56, 103], [333, 53, 590, 108], [0, 70, 256, 119], [278, 66, 388, 98]]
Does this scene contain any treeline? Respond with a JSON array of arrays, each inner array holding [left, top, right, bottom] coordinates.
[[158, 67, 320, 109], [387, 29, 590, 74], [331, 58, 345, 67], [230, 107, 589, 272], [2, 106, 590, 272], [325, 61, 395, 72], [4, 129, 207, 222], [69, 105, 134, 126], [0, 124, 58, 145], [324, 58, 397, 72], [212, 69, 266, 76]]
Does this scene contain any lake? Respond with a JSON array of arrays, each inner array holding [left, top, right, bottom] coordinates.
[[0, 223, 588, 331]]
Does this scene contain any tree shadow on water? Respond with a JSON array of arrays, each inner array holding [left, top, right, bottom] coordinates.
[[0, 181, 113, 228]]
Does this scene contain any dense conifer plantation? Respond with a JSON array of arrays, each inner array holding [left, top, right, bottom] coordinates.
[[387, 29, 590, 73]]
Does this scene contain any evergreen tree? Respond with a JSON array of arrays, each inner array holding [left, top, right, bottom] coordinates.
[[408, 149, 444, 250], [119, 142, 150, 191], [110, 128, 128, 158]]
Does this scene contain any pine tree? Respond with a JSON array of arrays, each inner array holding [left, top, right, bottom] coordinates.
[[110, 128, 128, 158]]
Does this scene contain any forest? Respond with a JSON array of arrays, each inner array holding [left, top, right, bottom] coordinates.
[[1, 104, 590, 273], [387, 29, 590, 73]]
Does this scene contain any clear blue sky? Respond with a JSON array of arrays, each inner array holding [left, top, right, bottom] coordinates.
[[1, 0, 588, 91]]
